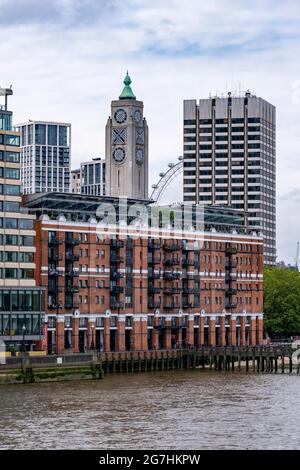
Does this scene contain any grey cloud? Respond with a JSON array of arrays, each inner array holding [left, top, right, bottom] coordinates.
[[0, 0, 116, 26]]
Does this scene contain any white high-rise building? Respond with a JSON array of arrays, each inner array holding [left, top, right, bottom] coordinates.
[[17, 120, 71, 194], [183, 92, 276, 265]]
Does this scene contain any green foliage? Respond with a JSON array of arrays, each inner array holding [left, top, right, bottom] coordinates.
[[264, 267, 300, 336]]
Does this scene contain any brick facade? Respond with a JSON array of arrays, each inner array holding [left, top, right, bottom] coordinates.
[[35, 218, 264, 354]]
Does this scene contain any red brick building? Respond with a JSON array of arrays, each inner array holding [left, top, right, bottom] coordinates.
[[26, 193, 264, 354]]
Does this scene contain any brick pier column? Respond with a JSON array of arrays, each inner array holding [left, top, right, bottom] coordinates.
[[164, 317, 172, 350], [220, 315, 226, 346], [152, 315, 159, 350], [132, 316, 141, 351], [103, 316, 111, 352], [177, 316, 182, 348], [240, 316, 246, 346], [140, 316, 148, 351], [199, 314, 205, 346], [250, 315, 257, 346], [116, 315, 125, 352], [187, 315, 194, 348], [56, 315, 65, 354], [230, 315, 237, 346], [257, 314, 263, 345], [72, 317, 79, 353], [209, 316, 216, 346]]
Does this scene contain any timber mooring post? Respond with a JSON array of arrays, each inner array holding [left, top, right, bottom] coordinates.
[[289, 356, 293, 374], [281, 355, 285, 374]]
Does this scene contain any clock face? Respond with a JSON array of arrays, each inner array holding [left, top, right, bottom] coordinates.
[[114, 108, 127, 124], [113, 147, 126, 163], [136, 148, 144, 165], [136, 127, 144, 145], [134, 109, 142, 123]]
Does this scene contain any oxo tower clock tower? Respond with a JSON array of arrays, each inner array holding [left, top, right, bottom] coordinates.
[[105, 72, 149, 200]]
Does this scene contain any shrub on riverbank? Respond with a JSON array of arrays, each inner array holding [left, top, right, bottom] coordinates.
[[264, 267, 300, 337]]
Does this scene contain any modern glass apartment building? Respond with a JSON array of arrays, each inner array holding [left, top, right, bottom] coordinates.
[[17, 120, 71, 194], [80, 157, 106, 196], [0, 88, 45, 351], [183, 92, 276, 265]]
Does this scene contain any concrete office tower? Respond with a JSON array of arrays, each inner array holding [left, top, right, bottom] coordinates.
[[106, 72, 148, 200], [183, 92, 276, 266], [17, 120, 71, 194], [70, 168, 81, 193], [80, 157, 106, 196], [0, 87, 44, 351]]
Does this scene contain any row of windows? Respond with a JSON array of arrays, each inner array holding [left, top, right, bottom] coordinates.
[[0, 183, 20, 195], [0, 234, 34, 246], [0, 167, 20, 179], [0, 314, 43, 335], [184, 117, 266, 125], [0, 268, 34, 279], [0, 251, 34, 262], [0, 134, 20, 146], [0, 289, 44, 312], [20, 124, 69, 147], [0, 151, 20, 163], [0, 201, 19, 212], [0, 218, 34, 229], [0, 112, 12, 131]]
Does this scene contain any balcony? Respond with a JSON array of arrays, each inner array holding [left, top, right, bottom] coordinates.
[[163, 302, 177, 309], [110, 239, 124, 248], [164, 287, 181, 294], [66, 270, 79, 277], [49, 254, 62, 262], [163, 242, 179, 251], [163, 258, 180, 266], [225, 301, 238, 309], [183, 287, 199, 294], [148, 301, 161, 309], [226, 288, 237, 296], [163, 271, 180, 280], [48, 268, 63, 277], [182, 302, 193, 308], [111, 286, 124, 294], [148, 271, 161, 279], [65, 302, 79, 309], [148, 286, 161, 294], [65, 286, 79, 294], [148, 240, 161, 250], [182, 259, 193, 266], [226, 245, 238, 254], [110, 256, 124, 264], [148, 256, 161, 265], [49, 238, 63, 246], [66, 252, 80, 262], [111, 271, 124, 279], [48, 304, 59, 310], [110, 301, 124, 310]]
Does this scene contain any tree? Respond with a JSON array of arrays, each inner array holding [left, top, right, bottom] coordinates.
[[263, 267, 300, 336]]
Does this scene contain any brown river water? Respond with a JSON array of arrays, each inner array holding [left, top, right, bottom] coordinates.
[[0, 370, 299, 450]]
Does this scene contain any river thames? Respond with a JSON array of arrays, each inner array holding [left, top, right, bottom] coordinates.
[[0, 371, 299, 450]]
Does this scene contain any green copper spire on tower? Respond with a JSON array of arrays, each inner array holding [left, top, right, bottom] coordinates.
[[119, 71, 136, 100]]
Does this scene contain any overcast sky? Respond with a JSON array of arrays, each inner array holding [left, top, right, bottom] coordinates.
[[0, 0, 299, 263]]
